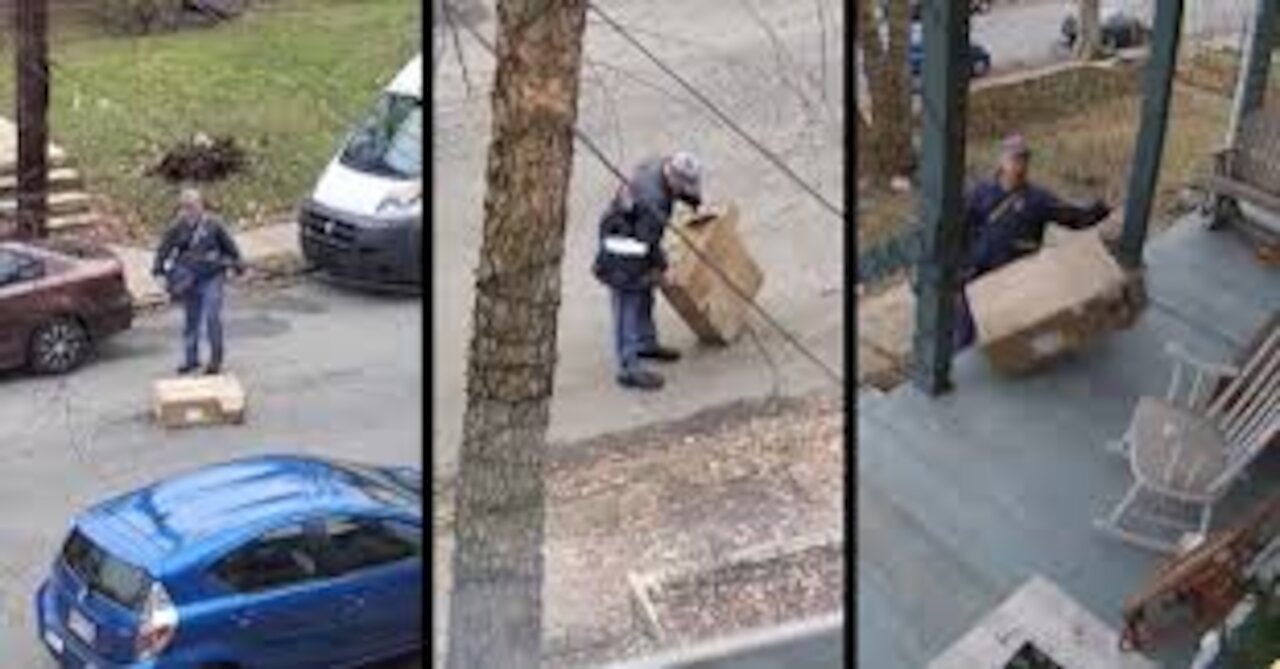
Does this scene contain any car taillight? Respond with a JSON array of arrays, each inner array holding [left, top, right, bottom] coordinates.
[[135, 582, 179, 660]]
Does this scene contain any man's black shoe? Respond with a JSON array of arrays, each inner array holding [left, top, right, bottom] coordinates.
[[177, 363, 199, 375], [638, 346, 681, 363], [617, 369, 665, 391], [204, 364, 222, 376]]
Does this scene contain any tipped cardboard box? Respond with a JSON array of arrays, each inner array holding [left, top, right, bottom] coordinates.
[[660, 203, 764, 345], [153, 374, 246, 428], [966, 232, 1145, 375]]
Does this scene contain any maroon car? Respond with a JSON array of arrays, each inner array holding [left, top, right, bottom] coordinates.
[[0, 239, 133, 374]]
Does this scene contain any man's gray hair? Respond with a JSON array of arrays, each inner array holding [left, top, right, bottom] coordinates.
[[179, 187, 203, 206]]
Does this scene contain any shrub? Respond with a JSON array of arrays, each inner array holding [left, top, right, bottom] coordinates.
[[99, 0, 249, 35], [99, 0, 186, 34]]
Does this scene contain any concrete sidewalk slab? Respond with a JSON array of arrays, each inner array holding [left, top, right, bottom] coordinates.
[[236, 220, 301, 266]]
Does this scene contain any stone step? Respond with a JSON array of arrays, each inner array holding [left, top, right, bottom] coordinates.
[[0, 167, 82, 197], [0, 191, 92, 217], [0, 150, 71, 176], [47, 211, 98, 233]]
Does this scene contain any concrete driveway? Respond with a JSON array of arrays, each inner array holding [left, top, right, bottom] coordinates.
[[432, 0, 846, 480]]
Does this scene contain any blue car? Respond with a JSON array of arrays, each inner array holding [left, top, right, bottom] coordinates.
[[909, 40, 993, 80], [35, 455, 422, 668]]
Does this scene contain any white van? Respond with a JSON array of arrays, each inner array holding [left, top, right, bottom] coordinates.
[[300, 54, 423, 288]]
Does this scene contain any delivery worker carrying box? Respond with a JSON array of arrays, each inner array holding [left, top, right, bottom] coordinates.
[[957, 134, 1144, 373]]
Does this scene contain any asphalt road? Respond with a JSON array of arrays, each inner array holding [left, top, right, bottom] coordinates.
[[969, 0, 1254, 73], [858, 0, 1256, 104], [0, 279, 423, 667], [432, 0, 846, 481]]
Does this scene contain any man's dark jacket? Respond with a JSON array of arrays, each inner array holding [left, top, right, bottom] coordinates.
[[592, 157, 701, 291], [963, 179, 1110, 278], [153, 213, 243, 283]]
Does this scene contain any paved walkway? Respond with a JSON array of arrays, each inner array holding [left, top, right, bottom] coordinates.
[[111, 220, 301, 308], [433, 0, 844, 481]]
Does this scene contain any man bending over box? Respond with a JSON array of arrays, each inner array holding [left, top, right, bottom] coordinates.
[[592, 151, 705, 391]]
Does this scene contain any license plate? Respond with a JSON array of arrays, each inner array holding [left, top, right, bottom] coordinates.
[[67, 608, 96, 645], [43, 628, 64, 654]]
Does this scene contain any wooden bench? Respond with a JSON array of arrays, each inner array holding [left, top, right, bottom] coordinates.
[[1202, 105, 1280, 244]]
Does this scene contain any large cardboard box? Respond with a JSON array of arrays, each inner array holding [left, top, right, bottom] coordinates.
[[153, 374, 246, 428], [966, 232, 1144, 375], [661, 203, 764, 345]]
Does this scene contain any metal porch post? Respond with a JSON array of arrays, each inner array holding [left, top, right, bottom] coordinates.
[[1118, 0, 1185, 269], [1230, 0, 1276, 143], [910, 0, 969, 396]]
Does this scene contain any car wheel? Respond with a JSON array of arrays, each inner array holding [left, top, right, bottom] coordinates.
[[972, 59, 990, 78], [28, 317, 90, 375]]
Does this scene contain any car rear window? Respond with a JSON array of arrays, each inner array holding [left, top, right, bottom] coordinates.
[[330, 460, 419, 508], [61, 529, 151, 611], [0, 248, 44, 287]]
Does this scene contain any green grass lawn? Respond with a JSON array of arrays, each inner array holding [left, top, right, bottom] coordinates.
[[0, 0, 421, 238]]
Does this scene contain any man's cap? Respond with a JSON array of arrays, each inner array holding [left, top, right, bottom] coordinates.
[[666, 151, 703, 199], [1001, 134, 1031, 159]]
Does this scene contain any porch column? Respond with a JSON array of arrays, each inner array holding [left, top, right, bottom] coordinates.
[[1229, 0, 1276, 145], [1118, 0, 1186, 269], [910, 0, 970, 396]]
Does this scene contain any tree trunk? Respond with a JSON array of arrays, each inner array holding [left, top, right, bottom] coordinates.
[[444, 0, 588, 667], [857, 0, 914, 185], [1078, 0, 1103, 60]]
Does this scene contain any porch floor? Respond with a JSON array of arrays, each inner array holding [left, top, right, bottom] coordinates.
[[857, 216, 1280, 668]]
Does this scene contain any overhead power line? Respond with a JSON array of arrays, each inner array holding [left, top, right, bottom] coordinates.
[[586, 2, 845, 222], [443, 4, 844, 386]]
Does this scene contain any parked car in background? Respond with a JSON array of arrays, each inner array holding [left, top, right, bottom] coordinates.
[[1061, 4, 1151, 51], [909, 37, 992, 81], [909, 0, 993, 21], [0, 239, 132, 375], [300, 53, 423, 292], [35, 454, 423, 669]]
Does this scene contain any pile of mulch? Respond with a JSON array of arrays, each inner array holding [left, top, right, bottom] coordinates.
[[432, 393, 845, 669], [645, 541, 844, 644], [148, 134, 247, 183], [539, 393, 844, 666]]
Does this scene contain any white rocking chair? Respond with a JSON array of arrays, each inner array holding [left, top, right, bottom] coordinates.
[[1096, 318, 1280, 553]]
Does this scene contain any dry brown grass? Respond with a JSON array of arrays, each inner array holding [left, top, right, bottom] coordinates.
[[857, 81, 1233, 252]]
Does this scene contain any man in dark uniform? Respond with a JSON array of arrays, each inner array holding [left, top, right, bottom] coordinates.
[[152, 187, 245, 375], [592, 151, 704, 390], [954, 135, 1112, 350]]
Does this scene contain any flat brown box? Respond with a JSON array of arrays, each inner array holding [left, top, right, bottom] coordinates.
[[661, 203, 765, 345], [153, 374, 246, 428], [967, 232, 1143, 375]]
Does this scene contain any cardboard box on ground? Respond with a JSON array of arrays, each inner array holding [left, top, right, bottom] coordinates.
[[967, 229, 1146, 375], [661, 202, 765, 345], [153, 375, 247, 428]]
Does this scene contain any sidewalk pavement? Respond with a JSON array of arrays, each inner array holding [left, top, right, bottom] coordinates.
[[111, 220, 302, 309]]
